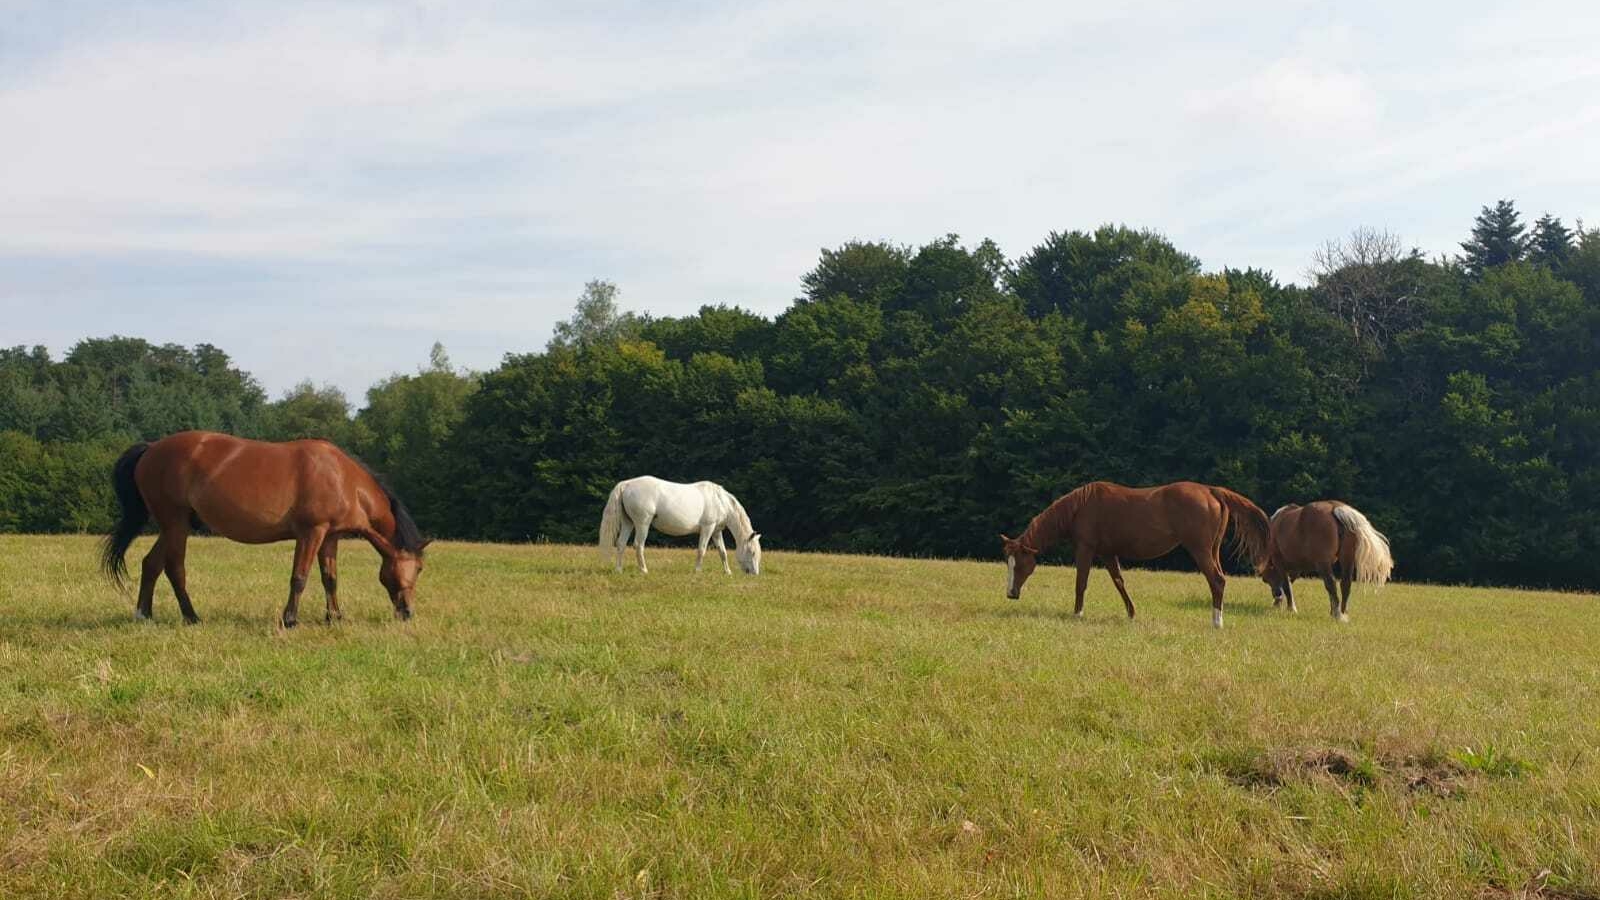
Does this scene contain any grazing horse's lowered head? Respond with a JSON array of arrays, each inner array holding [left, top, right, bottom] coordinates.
[[1000, 533, 1040, 600], [377, 546, 429, 619], [737, 532, 763, 575]]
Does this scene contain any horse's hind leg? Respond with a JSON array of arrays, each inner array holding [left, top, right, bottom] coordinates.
[[615, 519, 634, 572], [1105, 556, 1136, 620], [319, 538, 341, 623], [1338, 563, 1353, 622], [1282, 577, 1297, 613], [161, 526, 201, 625], [633, 516, 652, 574], [1204, 562, 1227, 629], [135, 535, 166, 620], [1319, 565, 1342, 621], [1186, 540, 1227, 629]]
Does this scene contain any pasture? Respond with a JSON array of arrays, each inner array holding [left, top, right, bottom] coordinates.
[[1, 535, 1597, 899]]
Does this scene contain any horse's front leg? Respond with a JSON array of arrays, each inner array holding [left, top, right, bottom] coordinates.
[[319, 537, 341, 623], [695, 527, 712, 572], [1282, 576, 1297, 613], [715, 533, 731, 575], [282, 526, 328, 629], [1073, 545, 1094, 617]]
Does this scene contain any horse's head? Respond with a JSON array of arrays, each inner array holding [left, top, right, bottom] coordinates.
[[737, 533, 763, 575], [1000, 533, 1039, 600], [379, 542, 430, 619], [1260, 558, 1285, 602]]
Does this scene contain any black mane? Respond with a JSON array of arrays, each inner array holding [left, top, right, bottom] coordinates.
[[353, 457, 428, 554]]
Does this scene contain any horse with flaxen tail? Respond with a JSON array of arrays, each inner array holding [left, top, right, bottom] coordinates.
[[1261, 500, 1394, 622], [102, 431, 430, 627], [1000, 481, 1270, 628]]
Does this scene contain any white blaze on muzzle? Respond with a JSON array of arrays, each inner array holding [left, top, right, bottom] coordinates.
[[1007, 555, 1016, 594]]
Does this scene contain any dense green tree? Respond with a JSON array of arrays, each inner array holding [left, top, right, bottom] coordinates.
[[1562, 225, 1600, 304], [548, 280, 644, 350], [1459, 199, 1528, 276], [1528, 213, 1575, 271], [1010, 226, 1199, 332], [351, 343, 479, 529], [258, 382, 354, 444], [799, 241, 911, 304]]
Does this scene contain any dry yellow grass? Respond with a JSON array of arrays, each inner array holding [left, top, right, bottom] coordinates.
[[1, 534, 1597, 898]]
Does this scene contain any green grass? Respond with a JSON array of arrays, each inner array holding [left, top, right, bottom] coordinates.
[[2, 535, 1598, 899]]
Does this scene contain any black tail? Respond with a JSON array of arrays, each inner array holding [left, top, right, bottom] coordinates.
[[101, 442, 150, 587]]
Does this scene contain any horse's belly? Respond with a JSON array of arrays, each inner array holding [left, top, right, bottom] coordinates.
[[625, 482, 705, 536], [647, 506, 703, 536], [190, 492, 297, 544]]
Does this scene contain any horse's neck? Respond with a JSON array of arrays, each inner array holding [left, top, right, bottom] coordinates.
[[362, 524, 399, 560], [718, 490, 753, 543], [1023, 493, 1078, 552]]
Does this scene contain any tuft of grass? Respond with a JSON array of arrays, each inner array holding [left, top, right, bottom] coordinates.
[[2, 534, 1599, 898], [1454, 744, 1539, 779]]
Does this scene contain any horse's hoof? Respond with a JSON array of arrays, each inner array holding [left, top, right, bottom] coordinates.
[[182, 615, 200, 626], [281, 617, 298, 629], [1338, 614, 1351, 624], [133, 610, 152, 622]]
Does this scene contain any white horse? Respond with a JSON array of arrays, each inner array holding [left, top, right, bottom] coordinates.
[[598, 476, 763, 575]]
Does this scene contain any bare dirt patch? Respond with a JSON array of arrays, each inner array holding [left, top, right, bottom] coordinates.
[[1209, 746, 1469, 796]]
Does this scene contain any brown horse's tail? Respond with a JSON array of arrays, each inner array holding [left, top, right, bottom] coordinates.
[[101, 442, 150, 588], [1211, 486, 1270, 573]]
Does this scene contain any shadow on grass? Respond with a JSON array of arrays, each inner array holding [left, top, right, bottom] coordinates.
[[18, 605, 360, 632], [1173, 597, 1279, 617], [985, 604, 1123, 624]]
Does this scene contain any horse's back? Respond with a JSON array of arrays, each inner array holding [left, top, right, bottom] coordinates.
[[138, 431, 370, 542], [1269, 501, 1343, 569], [619, 476, 711, 534]]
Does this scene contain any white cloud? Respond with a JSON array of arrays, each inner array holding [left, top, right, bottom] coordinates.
[[3, 0, 1599, 396]]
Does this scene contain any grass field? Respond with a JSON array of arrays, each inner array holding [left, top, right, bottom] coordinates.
[[1, 534, 1597, 899]]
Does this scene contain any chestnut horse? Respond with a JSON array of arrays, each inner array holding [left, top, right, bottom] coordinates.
[[1000, 481, 1270, 628], [1261, 501, 1393, 622], [101, 431, 429, 627]]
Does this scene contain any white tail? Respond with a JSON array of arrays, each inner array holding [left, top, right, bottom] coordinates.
[[598, 481, 627, 562], [1332, 505, 1394, 588]]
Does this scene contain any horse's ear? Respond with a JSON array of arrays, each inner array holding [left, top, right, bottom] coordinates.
[[1022, 542, 1040, 555], [419, 538, 434, 552], [999, 533, 1013, 543], [751, 532, 762, 541]]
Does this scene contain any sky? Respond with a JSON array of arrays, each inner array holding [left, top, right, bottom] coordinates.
[[4, 0, 1599, 400]]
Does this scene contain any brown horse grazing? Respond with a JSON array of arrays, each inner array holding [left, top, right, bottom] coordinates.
[[1261, 501, 1393, 622], [101, 431, 429, 627], [1000, 481, 1270, 628]]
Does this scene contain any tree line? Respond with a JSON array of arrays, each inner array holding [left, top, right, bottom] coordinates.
[[4, 200, 1599, 589]]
